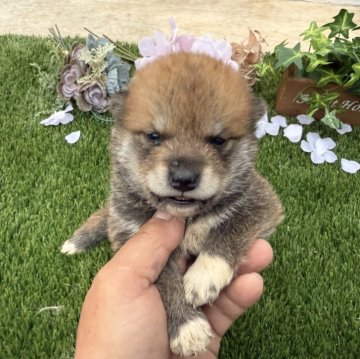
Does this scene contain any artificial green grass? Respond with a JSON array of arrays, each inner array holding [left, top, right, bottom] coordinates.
[[1, 35, 359, 359]]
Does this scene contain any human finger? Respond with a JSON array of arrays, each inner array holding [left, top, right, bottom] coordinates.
[[237, 239, 273, 275], [203, 273, 264, 340], [108, 210, 185, 284]]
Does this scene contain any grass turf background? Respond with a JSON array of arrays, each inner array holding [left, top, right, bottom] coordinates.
[[1, 35, 359, 358]]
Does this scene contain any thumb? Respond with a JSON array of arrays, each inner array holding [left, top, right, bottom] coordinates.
[[109, 210, 185, 283]]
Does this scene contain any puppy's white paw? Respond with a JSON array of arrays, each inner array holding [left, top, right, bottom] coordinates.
[[184, 254, 233, 307], [60, 240, 81, 255], [170, 316, 213, 356]]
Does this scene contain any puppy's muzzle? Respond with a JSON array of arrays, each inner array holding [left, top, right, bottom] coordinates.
[[168, 159, 201, 192]]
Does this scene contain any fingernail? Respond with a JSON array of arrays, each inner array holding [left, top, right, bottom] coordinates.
[[153, 209, 173, 221]]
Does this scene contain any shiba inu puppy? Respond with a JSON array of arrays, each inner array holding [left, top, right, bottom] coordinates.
[[61, 52, 283, 356]]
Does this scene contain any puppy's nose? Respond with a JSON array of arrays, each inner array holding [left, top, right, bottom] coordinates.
[[169, 160, 200, 192]]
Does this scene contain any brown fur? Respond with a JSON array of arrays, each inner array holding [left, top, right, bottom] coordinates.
[[61, 52, 283, 356]]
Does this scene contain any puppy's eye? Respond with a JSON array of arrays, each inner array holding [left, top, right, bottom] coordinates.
[[146, 132, 161, 144], [208, 136, 226, 146]]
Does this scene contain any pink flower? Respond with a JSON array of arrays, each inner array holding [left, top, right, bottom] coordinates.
[[135, 18, 238, 71], [191, 35, 238, 71]]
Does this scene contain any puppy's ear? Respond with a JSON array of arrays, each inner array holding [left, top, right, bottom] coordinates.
[[108, 91, 128, 124]]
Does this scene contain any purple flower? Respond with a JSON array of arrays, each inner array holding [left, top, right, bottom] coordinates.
[[58, 44, 88, 101], [58, 60, 86, 100], [77, 81, 108, 113]]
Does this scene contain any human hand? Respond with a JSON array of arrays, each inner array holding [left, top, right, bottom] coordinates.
[[74, 210, 273, 359]]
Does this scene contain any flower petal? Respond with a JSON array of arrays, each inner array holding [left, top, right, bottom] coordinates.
[[300, 140, 313, 153], [341, 159, 360, 174], [336, 123, 352, 135], [58, 112, 74, 125], [40, 108, 74, 126], [323, 150, 337, 163], [265, 122, 280, 136], [138, 37, 157, 57], [283, 124, 303, 143], [311, 151, 325, 164], [321, 137, 336, 150], [64, 104, 73, 113], [306, 132, 320, 144], [65, 131, 81, 144], [271, 115, 287, 128], [296, 114, 315, 125], [255, 124, 266, 139], [314, 139, 328, 156]]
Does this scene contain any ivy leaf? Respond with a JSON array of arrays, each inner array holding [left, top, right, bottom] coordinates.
[[320, 108, 342, 129], [344, 63, 360, 88], [275, 43, 303, 70], [310, 33, 331, 52], [306, 91, 339, 117], [323, 9, 357, 39], [305, 53, 332, 73], [348, 80, 360, 96], [301, 21, 326, 41], [317, 68, 343, 87]]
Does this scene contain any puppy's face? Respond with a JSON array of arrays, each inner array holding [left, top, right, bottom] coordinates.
[[111, 53, 264, 217]]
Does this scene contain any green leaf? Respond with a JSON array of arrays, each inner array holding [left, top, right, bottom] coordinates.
[[253, 62, 275, 77], [348, 80, 360, 95], [310, 33, 331, 51], [331, 38, 351, 57], [305, 53, 332, 73], [317, 68, 343, 87], [306, 91, 340, 117], [320, 108, 342, 129], [275, 43, 303, 70], [344, 63, 360, 87], [323, 9, 357, 39], [301, 21, 326, 41]]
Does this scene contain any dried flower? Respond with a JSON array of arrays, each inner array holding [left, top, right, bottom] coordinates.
[[105, 55, 130, 95], [58, 43, 88, 101], [57, 60, 86, 100], [231, 29, 266, 85], [77, 81, 108, 113], [65, 43, 87, 72]]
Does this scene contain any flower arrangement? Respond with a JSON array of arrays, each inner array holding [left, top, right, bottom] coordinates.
[[39, 19, 359, 174], [48, 19, 264, 119], [51, 26, 133, 115], [272, 9, 360, 128]]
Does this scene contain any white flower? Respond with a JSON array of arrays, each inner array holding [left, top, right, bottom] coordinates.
[[296, 114, 315, 125], [284, 124, 303, 143], [40, 105, 73, 126], [336, 122, 352, 135], [270, 115, 287, 128], [65, 131, 81, 144], [255, 113, 286, 139], [341, 159, 360, 174], [300, 132, 337, 164]]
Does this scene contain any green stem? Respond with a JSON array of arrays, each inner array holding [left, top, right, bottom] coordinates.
[[102, 34, 138, 61]]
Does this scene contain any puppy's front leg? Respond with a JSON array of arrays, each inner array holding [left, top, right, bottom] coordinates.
[[184, 249, 235, 308], [156, 248, 213, 356], [183, 220, 258, 307]]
